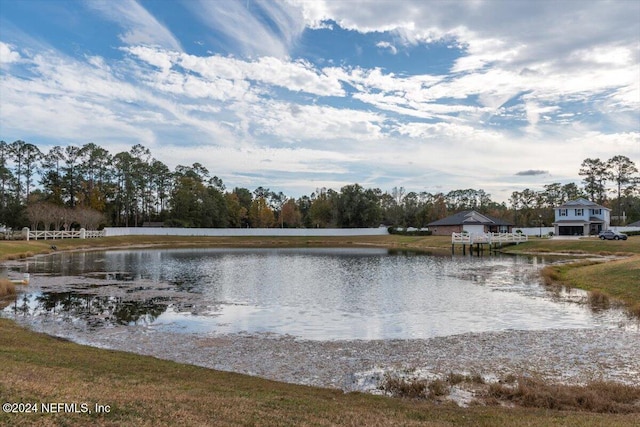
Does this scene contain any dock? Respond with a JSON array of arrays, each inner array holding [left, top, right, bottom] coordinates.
[[451, 232, 528, 255]]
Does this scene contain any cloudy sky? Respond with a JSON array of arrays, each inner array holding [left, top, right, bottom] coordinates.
[[1, 0, 638, 202]]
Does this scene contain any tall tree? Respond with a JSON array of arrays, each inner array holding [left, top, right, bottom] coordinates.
[[130, 144, 153, 223], [80, 143, 112, 211], [337, 184, 381, 227], [40, 146, 65, 205], [229, 188, 252, 227], [9, 140, 27, 201], [561, 182, 583, 201], [112, 151, 137, 226], [22, 143, 42, 201], [225, 192, 248, 227], [62, 145, 82, 207], [249, 196, 275, 227], [279, 199, 302, 228], [608, 155, 638, 225], [0, 141, 14, 224], [308, 188, 335, 228], [579, 158, 609, 203], [150, 159, 172, 218]]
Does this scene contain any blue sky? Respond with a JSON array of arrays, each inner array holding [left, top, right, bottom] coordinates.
[[1, 0, 638, 202]]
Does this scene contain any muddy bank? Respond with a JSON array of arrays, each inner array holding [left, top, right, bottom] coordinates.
[[15, 318, 640, 395]]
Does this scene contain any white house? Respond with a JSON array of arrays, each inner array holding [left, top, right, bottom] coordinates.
[[552, 198, 610, 236]]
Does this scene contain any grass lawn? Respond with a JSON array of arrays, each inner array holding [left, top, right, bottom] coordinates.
[[0, 234, 454, 261], [1, 234, 639, 425], [502, 236, 640, 312], [501, 235, 640, 256]]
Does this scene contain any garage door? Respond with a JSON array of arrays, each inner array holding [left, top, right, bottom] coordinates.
[[463, 224, 485, 235], [558, 226, 584, 236]]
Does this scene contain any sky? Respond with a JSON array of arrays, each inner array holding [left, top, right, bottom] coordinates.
[[0, 0, 639, 202]]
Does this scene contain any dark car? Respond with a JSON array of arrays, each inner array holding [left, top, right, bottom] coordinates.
[[598, 230, 628, 240]]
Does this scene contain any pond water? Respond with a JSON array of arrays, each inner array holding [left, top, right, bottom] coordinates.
[[1, 248, 631, 341]]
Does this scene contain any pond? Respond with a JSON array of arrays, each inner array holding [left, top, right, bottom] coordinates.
[[1, 248, 631, 341]]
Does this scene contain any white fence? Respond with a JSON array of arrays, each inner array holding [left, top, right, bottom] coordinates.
[[24, 228, 106, 240], [103, 227, 390, 237], [452, 232, 528, 245]]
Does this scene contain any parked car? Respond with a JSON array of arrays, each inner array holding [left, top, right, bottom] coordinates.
[[598, 230, 628, 240]]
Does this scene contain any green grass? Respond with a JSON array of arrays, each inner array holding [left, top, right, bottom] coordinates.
[[501, 235, 640, 256], [502, 236, 640, 313], [540, 255, 640, 314]]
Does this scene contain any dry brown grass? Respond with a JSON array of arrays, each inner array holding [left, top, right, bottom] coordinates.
[[486, 377, 640, 414], [381, 372, 640, 415], [0, 278, 16, 298], [380, 374, 429, 399], [588, 289, 611, 310]]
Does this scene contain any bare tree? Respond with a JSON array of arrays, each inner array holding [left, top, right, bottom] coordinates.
[[26, 202, 49, 230]]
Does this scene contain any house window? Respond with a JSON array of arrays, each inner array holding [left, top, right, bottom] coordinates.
[[590, 209, 601, 215], [559, 209, 567, 216], [575, 208, 584, 216]]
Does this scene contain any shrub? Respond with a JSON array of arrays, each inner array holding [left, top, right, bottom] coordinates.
[[486, 377, 640, 413], [588, 289, 610, 310], [0, 278, 16, 298], [627, 302, 640, 318], [427, 379, 450, 397], [540, 266, 561, 286], [380, 375, 427, 398], [387, 227, 432, 236]]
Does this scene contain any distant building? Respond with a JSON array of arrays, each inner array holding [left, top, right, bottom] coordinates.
[[627, 220, 640, 227], [427, 210, 513, 236], [552, 198, 610, 236]]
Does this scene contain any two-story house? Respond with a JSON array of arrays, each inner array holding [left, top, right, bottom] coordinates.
[[552, 198, 610, 236]]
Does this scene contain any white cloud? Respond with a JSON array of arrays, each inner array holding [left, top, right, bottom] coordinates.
[[293, 1, 640, 112], [0, 41, 20, 65], [86, 0, 182, 51], [376, 41, 397, 55], [189, 0, 305, 58], [124, 46, 345, 98], [1, 0, 638, 202], [248, 101, 387, 143]]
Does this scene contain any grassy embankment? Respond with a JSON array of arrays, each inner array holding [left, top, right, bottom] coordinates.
[[501, 236, 640, 315], [1, 235, 640, 426]]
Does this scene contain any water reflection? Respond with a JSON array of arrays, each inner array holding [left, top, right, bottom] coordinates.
[[9, 292, 169, 327], [2, 248, 635, 340]]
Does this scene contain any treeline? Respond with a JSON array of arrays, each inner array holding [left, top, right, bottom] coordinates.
[[1, 140, 638, 230]]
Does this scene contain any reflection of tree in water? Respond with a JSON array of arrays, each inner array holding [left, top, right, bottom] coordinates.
[[16, 292, 170, 327], [12, 294, 31, 316]]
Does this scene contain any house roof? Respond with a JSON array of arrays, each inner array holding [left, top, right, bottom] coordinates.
[[628, 220, 640, 227], [556, 198, 610, 210], [427, 210, 513, 226]]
